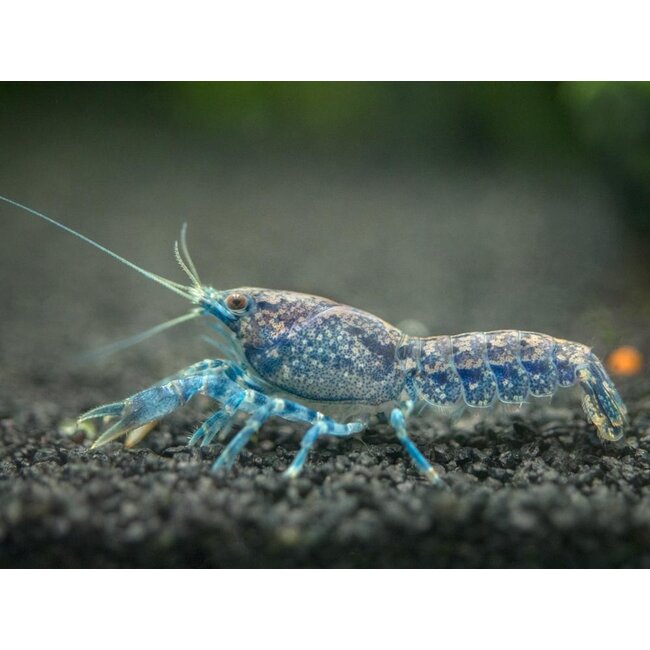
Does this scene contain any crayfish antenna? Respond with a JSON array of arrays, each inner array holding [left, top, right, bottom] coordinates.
[[73, 309, 202, 365], [0, 194, 197, 302]]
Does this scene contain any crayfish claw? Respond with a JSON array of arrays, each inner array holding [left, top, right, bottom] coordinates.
[[90, 420, 134, 449], [124, 421, 160, 448], [78, 401, 125, 422]]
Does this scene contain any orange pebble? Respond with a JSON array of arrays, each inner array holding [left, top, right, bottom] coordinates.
[[607, 345, 644, 377]]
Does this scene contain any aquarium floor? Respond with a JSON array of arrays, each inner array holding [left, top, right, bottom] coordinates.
[[1, 368, 649, 568]]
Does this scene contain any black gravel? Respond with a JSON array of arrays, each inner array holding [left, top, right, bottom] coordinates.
[[2, 367, 649, 568]]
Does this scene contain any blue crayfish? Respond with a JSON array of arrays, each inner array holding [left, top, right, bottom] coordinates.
[[2, 196, 628, 485]]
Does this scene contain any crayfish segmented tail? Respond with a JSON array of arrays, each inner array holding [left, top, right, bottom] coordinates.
[[400, 330, 627, 442]]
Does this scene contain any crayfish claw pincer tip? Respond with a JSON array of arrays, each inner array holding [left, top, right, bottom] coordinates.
[[124, 421, 159, 448], [78, 401, 124, 423]]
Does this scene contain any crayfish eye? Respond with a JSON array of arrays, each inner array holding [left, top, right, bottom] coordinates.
[[226, 293, 249, 312]]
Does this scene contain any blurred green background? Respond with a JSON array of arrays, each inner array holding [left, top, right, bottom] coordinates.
[[1, 82, 649, 376], [4, 82, 649, 222]]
